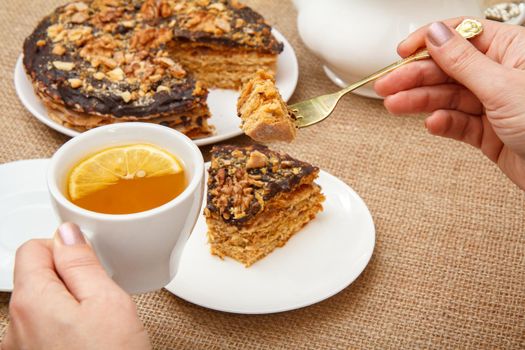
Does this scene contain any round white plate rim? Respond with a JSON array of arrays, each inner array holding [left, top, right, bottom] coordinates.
[[13, 29, 298, 146], [166, 165, 376, 314]]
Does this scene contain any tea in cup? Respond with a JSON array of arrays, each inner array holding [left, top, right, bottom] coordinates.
[[67, 144, 187, 215]]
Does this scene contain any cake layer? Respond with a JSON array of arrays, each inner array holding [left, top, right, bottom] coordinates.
[[237, 70, 296, 142], [43, 94, 213, 138], [207, 184, 324, 266], [171, 46, 277, 89]]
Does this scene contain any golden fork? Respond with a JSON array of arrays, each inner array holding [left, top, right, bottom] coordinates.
[[291, 19, 484, 128]]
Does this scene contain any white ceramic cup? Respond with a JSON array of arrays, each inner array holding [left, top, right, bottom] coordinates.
[[47, 123, 204, 294]]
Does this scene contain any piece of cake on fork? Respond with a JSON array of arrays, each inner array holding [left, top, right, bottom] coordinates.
[[237, 70, 297, 143], [204, 144, 325, 266]]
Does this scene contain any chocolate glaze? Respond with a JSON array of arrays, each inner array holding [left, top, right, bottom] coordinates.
[[207, 144, 318, 225], [24, 16, 207, 118], [169, 4, 283, 54]]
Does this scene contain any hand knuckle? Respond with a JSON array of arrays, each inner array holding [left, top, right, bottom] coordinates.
[[447, 46, 478, 75], [15, 239, 40, 259], [61, 256, 101, 275], [422, 89, 432, 110], [9, 292, 28, 318], [450, 86, 463, 110], [415, 62, 427, 87]]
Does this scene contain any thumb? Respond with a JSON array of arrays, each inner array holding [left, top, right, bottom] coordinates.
[[426, 21, 506, 104], [54, 222, 125, 302]]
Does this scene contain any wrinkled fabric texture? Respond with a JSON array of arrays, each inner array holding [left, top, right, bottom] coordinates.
[[0, 0, 524, 349]]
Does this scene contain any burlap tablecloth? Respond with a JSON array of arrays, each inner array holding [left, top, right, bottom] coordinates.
[[1, 1, 524, 348]]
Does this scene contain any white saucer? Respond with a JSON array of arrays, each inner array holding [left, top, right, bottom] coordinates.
[[13, 30, 298, 147], [323, 65, 380, 99], [0, 159, 59, 291], [0, 159, 375, 315], [166, 166, 375, 314]]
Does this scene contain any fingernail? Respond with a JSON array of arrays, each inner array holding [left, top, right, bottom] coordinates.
[[427, 22, 453, 47], [57, 222, 86, 246]]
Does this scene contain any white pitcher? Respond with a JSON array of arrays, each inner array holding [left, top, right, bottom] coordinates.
[[293, 0, 484, 98]]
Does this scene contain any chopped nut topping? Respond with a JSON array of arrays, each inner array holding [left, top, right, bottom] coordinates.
[[159, 1, 172, 17], [95, 56, 117, 69], [102, 0, 121, 7], [65, 2, 88, 12], [149, 74, 162, 82], [246, 151, 267, 169], [208, 2, 225, 11], [70, 11, 89, 24], [46, 24, 63, 40], [235, 18, 245, 28], [124, 53, 134, 63], [113, 51, 125, 65], [52, 44, 66, 56], [68, 78, 83, 88], [66, 26, 93, 45], [93, 72, 106, 80], [215, 18, 231, 33], [120, 90, 132, 102], [52, 61, 75, 71], [140, 0, 158, 20], [231, 150, 243, 158], [155, 57, 175, 67], [36, 40, 46, 47], [156, 85, 171, 93], [107, 67, 125, 81], [169, 63, 186, 78], [121, 20, 135, 28]]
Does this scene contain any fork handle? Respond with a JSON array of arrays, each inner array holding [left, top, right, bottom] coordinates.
[[339, 49, 430, 96]]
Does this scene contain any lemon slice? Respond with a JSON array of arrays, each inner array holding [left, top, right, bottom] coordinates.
[[68, 144, 183, 201]]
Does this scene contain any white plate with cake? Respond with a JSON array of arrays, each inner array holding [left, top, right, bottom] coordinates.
[[14, 0, 298, 146], [167, 145, 375, 314]]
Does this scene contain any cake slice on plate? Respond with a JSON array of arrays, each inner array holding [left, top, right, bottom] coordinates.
[[204, 144, 324, 266], [237, 70, 296, 143], [167, 0, 283, 89]]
